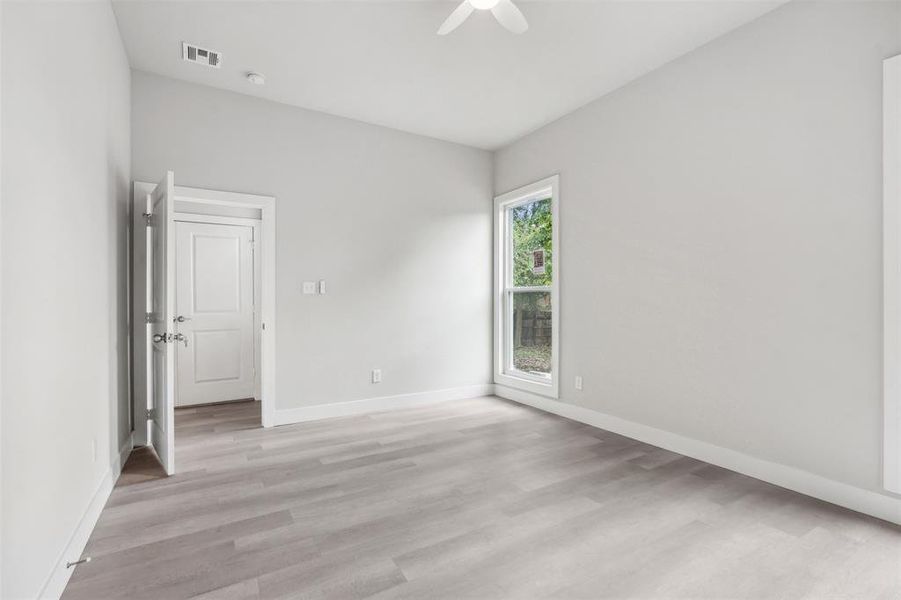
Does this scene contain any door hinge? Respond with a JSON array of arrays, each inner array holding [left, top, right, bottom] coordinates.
[[142, 212, 152, 226], [145, 312, 153, 324], [145, 408, 155, 420]]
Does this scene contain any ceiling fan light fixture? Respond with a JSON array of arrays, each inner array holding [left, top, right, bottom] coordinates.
[[438, 0, 527, 35], [470, 0, 500, 10]]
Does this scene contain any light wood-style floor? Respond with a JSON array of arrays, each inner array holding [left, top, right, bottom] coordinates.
[[63, 397, 901, 600]]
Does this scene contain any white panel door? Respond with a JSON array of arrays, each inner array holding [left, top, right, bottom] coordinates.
[[175, 221, 255, 406], [148, 171, 176, 475]]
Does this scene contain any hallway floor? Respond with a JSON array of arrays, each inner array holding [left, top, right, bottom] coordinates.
[[63, 398, 901, 599]]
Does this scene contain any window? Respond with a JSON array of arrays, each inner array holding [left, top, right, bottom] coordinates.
[[494, 176, 559, 398]]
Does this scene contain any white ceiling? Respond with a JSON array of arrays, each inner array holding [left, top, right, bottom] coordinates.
[[112, 0, 785, 150]]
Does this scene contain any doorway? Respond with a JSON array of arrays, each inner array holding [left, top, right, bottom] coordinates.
[[174, 218, 259, 407], [131, 175, 277, 475]]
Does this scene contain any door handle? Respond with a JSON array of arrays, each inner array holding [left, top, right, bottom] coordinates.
[[175, 315, 191, 323], [152, 333, 186, 347]]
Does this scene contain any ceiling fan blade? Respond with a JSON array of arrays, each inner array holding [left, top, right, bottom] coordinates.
[[438, 1, 475, 35], [491, 0, 528, 34]]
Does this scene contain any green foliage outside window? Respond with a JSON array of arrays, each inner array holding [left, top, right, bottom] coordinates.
[[511, 197, 552, 287], [509, 197, 553, 374], [511, 195, 552, 315]]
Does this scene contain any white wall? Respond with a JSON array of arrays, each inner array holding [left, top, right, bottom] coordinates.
[[132, 72, 493, 415], [0, 1, 131, 598], [495, 0, 901, 499], [0, 2, 5, 595]]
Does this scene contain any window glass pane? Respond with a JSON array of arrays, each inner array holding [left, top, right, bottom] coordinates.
[[510, 197, 552, 287], [511, 291, 552, 378]]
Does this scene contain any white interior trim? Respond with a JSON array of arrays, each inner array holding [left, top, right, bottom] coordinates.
[[173, 213, 263, 401], [272, 384, 495, 426], [37, 434, 133, 600], [495, 385, 901, 525], [172, 213, 260, 227], [884, 54, 901, 495], [0, 3, 5, 593], [175, 199, 261, 220], [493, 175, 560, 399], [131, 182, 152, 447], [133, 181, 278, 433]]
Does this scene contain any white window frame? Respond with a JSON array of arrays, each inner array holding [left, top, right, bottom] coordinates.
[[494, 175, 560, 398], [884, 55, 901, 494]]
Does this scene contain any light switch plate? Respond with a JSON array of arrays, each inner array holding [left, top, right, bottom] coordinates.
[[574, 375, 583, 391], [302, 281, 316, 295], [318, 279, 327, 295]]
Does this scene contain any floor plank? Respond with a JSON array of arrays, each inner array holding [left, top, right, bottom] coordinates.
[[63, 397, 901, 599]]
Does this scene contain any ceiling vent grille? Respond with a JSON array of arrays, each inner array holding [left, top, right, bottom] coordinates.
[[182, 42, 221, 68]]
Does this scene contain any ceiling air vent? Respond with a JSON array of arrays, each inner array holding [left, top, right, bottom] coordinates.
[[182, 42, 221, 68]]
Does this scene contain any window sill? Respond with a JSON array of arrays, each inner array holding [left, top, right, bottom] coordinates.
[[495, 372, 558, 399]]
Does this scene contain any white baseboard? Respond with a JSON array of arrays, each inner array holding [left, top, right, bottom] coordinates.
[[495, 385, 901, 526], [38, 434, 133, 600], [272, 384, 495, 426]]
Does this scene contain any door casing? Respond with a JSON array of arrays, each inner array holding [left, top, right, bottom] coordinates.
[[175, 218, 259, 407], [132, 181, 277, 447]]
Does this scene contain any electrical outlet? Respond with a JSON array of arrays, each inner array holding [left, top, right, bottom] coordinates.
[[574, 375, 583, 391], [371, 369, 382, 383], [302, 281, 316, 295]]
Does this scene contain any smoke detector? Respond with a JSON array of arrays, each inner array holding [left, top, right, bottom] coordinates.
[[246, 72, 265, 85], [182, 42, 221, 68]]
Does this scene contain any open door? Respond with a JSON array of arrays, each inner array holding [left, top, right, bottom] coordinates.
[[147, 171, 177, 475]]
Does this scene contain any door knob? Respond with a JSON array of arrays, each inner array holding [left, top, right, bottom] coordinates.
[[174, 333, 188, 347], [152, 333, 166, 343]]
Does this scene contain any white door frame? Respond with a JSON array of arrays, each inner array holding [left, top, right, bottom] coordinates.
[[174, 214, 263, 403], [133, 182, 277, 438], [883, 54, 901, 494]]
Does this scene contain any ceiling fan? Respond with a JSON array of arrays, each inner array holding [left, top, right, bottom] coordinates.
[[438, 0, 528, 35]]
